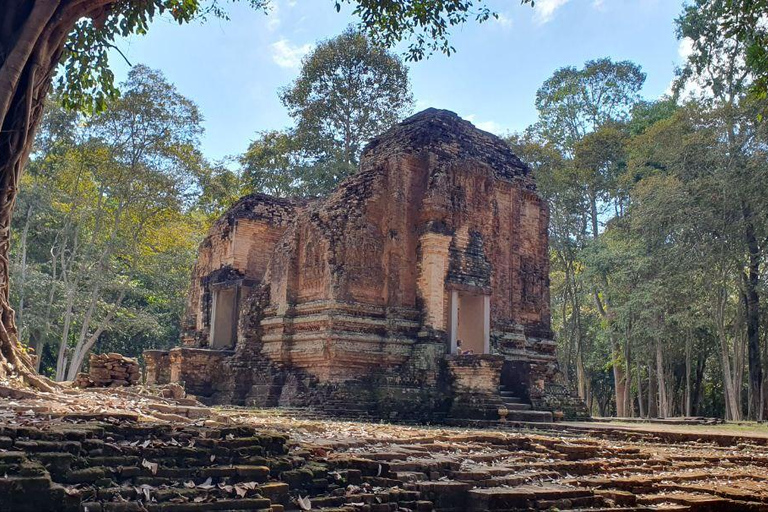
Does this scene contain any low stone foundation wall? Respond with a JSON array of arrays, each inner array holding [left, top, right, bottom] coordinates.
[[143, 350, 171, 385], [531, 382, 591, 420], [446, 354, 505, 420], [143, 345, 585, 422], [148, 347, 235, 403], [446, 354, 504, 394]]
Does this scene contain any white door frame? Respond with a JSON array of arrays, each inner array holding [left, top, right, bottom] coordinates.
[[449, 289, 490, 354]]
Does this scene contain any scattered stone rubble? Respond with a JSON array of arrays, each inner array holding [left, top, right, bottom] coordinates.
[[0, 384, 214, 423], [74, 353, 140, 388], [4, 395, 768, 511]]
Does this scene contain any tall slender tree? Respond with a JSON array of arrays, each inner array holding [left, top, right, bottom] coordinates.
[[677, 0, 767, 420], [533, 58, 645, 417]]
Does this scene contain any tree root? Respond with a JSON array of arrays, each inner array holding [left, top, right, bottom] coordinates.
[[0, 302, 57, 393]]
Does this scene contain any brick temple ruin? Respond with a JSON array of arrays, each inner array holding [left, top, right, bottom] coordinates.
[[145, 109, 587, 422]]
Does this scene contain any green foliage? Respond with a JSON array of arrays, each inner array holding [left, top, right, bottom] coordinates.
[[675, 0, 751, 103], [14, 66, 209, 378], [59, 1, 268, 113], [56, 0, 500, 114], [240, 130, 310, 197], [682, 0, 768, 101], [523, 35, 768, 418], [534, 58, 645, 151], [242, 28, 414, 197], [334, 0, 497, 61], [628, 98, 679, 136], [195, 162, 247, 220]]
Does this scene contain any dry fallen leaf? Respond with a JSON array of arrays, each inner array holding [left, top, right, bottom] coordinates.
[[297, 495, 312, 511], [198, 477, 214, 490], [141, 459, 158, 475]]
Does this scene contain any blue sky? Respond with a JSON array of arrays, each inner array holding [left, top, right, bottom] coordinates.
[[110, 0, 686, 163]]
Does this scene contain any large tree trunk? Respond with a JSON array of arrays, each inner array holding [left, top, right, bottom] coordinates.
[[743, 213, 763, 421], [655, 337, 668, 418], [0, 0, 112, 389], [692, 350, 706, 416], [623, 329, 632, 417], [647, 360, 657, 418], [611, 335, 626, 417], [636, 360, 645, 418], [715, 286, 741, 420], [685, 332, 692, 417]]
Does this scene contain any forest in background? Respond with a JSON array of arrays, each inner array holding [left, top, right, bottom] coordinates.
[[522, 2, 768, 421], [12, 1, 768, 421]]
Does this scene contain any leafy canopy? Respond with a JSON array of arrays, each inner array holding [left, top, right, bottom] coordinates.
[[243, 28, 414, 197], [534, 58, 646, 152], [59, 0, 519, 113]]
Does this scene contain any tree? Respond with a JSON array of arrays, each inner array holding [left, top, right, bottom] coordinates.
[[532, 58, 645, 417], [0, 0, 499, 387], [241, 130, 309, 197], [534, 58, 645, 153], [697, 0, 768, 99], [15, 65, 205, 381], [507, 131, 596, 408], [195, 162, 247, 221], [277, 28, 413, 193], [677, 0, 768, 420]]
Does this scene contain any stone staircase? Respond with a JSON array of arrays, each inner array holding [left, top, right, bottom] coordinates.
[[0, 420, 432, 512], [7, 412, 768, 511], [498, 384, 553, 423]]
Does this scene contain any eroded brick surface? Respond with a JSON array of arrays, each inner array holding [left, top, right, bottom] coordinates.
[[5, 413, 768, 511], [148, 109, 587, 422]]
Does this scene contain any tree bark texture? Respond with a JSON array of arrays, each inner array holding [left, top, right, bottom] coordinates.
[[0, 0, 113, 388]]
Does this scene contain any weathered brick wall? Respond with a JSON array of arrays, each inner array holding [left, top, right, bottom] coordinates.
[[143, 350, 171, 385], [181, 194, 301, 346], [257, 109, 553, 381], [447, 354, 504, 395], [446, 354, 506, 420], [168, 347, 233, 401], [157, 108, 584, 421]]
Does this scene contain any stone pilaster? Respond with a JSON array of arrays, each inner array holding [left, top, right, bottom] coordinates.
[[417, 232, 452, 332]]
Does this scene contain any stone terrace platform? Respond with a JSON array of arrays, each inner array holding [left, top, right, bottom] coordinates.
[[6, 401, 768, 511]]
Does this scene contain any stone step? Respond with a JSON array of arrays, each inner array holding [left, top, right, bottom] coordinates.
[[506, 410, 553, 422], [501, 402, 532, 411], [80, 497, 275, 511], [467, 485, 602, 511]]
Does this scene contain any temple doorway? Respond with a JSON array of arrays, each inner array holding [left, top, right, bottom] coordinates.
[[449, 289, 490, 355], [210, 286, 238, 349]]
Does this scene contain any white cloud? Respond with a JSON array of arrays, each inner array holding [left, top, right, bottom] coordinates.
[[270, 39, 313, 68], [414, 98, 433, 111], [677, 37, 694, 62], [266, 0, 298, 31], [534, 0, 571, 24], [475, 120, 505, 134], [665, 37, 700, 97], [592, 0, 605, 10], [267, 1, 281, 31], [465, 114, 506, 135], [494, 13, 513, 28]]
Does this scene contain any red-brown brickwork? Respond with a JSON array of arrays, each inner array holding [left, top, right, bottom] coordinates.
[[149, 109, 587, 422]]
